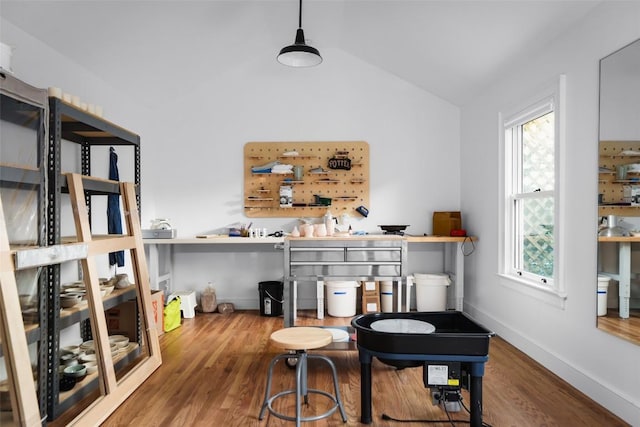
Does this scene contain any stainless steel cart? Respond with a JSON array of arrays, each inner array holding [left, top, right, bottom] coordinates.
[[283, 236, 408, 335]]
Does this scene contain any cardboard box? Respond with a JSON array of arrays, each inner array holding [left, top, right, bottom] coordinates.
[[362, 281, 379, 295], [149, 290, 164, 336], [105, 301, 138, 341], [432, 211, 462, 236], [361, 294, 380, 314]]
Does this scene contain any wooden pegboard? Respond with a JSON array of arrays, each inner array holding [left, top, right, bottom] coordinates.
[[244, 141, 369, 218], [599, 140, 640, 217]]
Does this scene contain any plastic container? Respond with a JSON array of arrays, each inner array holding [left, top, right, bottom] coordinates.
[[258, 281, 283, 317], [380, 281, 394, 313], [414, 273, 450, 311], [597, 275, 610, 317], [326, 281, 359, 317]]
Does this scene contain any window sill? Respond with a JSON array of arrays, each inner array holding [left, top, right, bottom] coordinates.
[[497, 273, 567, 309]]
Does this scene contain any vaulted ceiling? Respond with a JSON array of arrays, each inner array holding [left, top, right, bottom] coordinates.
[[1, 0, 602, 106]]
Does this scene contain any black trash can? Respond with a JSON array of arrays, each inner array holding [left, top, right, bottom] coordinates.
[[258, 281, 283, 317]]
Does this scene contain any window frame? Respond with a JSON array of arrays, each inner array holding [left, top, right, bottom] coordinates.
[[498, 75, 567, 307]]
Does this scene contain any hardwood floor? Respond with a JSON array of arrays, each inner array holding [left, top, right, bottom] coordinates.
[[597, 308, 640, 346], [84, 311, 630, 426]]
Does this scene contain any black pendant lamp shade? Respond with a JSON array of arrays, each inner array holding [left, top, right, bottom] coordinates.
[[278, 0, 322, 67]]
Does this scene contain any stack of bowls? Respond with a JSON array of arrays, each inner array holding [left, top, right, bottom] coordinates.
[[60, 352, 79, 368], [60, 281, 86, 309], [109, 335, 130, 349], [79, 353, 97, 364], [80, 340, 94, 354], [60, 293, 82, 308]]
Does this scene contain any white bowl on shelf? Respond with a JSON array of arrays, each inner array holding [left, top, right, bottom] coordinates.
[[62, 287, 85, 295], [61, 345, 80, 355], [79, 353, 96, 363], [109, 335, 130, 348], [80, 340, 94, 351], [60, 294, 82, 308], [100, 284, 115, 297], [62, 281, 84, 289], [83, 361, 98, 374], [114, 274, 131, 289]]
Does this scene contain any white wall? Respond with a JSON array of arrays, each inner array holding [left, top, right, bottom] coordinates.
[[142, 47, 460, 237], [1, 18, 460, 305], [600, 38, 640, 140], [142, 47, 461, 307], [460, 2, 640, 424]]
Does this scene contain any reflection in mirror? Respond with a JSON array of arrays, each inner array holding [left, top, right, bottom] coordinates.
[[597, 38, 640, 346]]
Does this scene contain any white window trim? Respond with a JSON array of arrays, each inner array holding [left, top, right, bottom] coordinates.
[[498, 74, 568, 308]]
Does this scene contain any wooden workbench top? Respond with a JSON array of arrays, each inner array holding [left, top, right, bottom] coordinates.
[[143, 235, 476, 244]]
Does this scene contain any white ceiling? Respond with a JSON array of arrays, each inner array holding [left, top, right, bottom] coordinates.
[[0, 0, 602, 106]]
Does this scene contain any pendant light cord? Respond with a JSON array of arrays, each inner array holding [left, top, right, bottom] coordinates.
[[298, 0, 303, 29]]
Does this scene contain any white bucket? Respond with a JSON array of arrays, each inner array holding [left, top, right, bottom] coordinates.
[[415, 273, 450, 311], [326, 281, 359, 317], [380, 281, 394, 313], [597, 275, 610, 317]]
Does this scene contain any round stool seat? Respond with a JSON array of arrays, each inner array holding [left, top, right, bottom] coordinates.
[[271, 327, 332, 351]]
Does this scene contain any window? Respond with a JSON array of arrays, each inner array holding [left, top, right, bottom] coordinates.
[[500, 75, 566, 301]]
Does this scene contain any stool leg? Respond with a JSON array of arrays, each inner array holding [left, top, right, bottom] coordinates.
[[313, 354, 348, 423], [295, 352, 308, 427], [299, 351, 309, 404], [259, 354, 287, 420]]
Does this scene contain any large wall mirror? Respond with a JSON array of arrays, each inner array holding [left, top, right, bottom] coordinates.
[[597, 38, 640, 346]]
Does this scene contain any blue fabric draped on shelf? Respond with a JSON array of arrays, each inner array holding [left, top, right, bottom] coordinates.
[[108, 147, 124, 267]]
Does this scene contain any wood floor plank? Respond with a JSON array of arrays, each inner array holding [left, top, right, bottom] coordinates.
[[47, 310, 630, 426], [597, 309, 640, 346]]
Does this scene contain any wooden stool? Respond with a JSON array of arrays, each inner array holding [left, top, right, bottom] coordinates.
[[259, 327, 347, 426]]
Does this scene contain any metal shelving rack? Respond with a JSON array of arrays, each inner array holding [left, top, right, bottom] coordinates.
[[0, 71, 49, 423], [46, 98, 141, 420], [2, 74, 154, 424]]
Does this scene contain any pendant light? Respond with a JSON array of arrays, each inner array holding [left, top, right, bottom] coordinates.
[[277, 0, 322, 67]]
